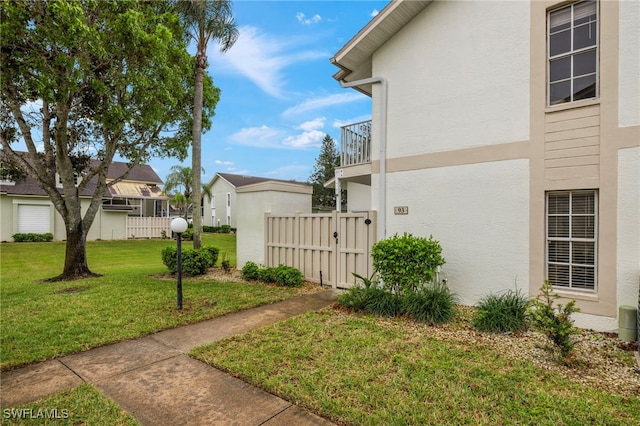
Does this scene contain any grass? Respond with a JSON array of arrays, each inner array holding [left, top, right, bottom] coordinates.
[[192, 310, 640, 426], [0, 234, 305, 370], [1, 383, 138, 425]]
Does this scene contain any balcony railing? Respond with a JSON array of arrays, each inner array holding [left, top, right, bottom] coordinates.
[[340, 120, 371, 167]]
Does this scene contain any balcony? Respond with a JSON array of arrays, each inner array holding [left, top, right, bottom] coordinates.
[[340, 120, 371, 167]]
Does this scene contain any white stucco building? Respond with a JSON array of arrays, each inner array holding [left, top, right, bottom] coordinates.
[[330, 0, 639, 331]]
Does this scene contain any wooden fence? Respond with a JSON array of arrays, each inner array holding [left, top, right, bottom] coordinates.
[[265, 211, 376, 289]]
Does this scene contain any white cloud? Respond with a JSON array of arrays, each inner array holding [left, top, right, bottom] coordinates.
[[208, 26, 327, 99], [296, 12, 322, 25], [282, 129, 325, 149], [370, 9, 380, 18], [282, 92, 368, 117], [214, 160, 234, 166], [229, 125, 286, 148], [266, 164, 312, 181], [299, 117, 326, 132]]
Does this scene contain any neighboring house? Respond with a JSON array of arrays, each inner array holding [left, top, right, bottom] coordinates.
[[203, 172, 312, 229], [330, 0, 639, 331], [0, 157, 170, 241]]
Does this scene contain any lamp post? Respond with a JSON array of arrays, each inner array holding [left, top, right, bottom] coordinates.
[[170, 217, 188, 310]]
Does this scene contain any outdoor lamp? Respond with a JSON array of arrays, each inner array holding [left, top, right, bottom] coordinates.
[[170, 217, 188, 310]]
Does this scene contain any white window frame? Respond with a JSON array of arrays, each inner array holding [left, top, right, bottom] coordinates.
[[210, 194, 215, 209], [546, 190, 598, 292], [547, 0, 599, 106], [56, 172, 80, 188]]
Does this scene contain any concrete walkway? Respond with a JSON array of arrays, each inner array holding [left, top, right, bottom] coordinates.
[[1, 290, 340, 425]]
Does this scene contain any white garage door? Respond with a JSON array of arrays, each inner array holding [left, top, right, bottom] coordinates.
[[17, 204, 51, 234]]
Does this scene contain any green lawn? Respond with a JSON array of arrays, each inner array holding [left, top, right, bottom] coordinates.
[[1, 384, 138, 425], [0, 234, 304, 370], [192, 311, 640, 425]]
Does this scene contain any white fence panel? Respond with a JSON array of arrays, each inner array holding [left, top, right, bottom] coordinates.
[[265, 211, 376, 289], [127, 217, 172, 239]]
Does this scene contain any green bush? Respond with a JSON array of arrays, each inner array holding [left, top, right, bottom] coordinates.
[[161, 246, 213, 276], [180, 249, 212, 276], [371, 233, 445, 294], [401, 282, 457, 324], [473, 289, 529, 333], [202, 246, 219, 267], [258, 266, 278, 283], [363, 288, 403, 317], [274, 264, 304, 287], [203, 226, 215, 233], [528, 281, 580, 360], [220, 224, 231, 234], [161, 246, 177, 272], [241, 261, 261, 281], [181, 228, 194, 241], [12, 233, 54, 242]]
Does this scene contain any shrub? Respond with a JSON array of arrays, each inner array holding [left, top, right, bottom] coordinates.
[[274, 264, 304, 287], [363, 288, 402, 317], [371, 233, 445, 294], [401, 282, 457, 324], [202, 246, 219, 267], [241, 261, 260, 281], [338, 272, 380, 311], [220, 224, 231, 234], [161, 246, 213, 276], [203, 226, 215, 233], [180, 249, 212, 276], [161, 246, 177, 272], [528, 281, 580, 360], [12, 233, 54, 242], [181, 228, 194, 241], [220, 253, 231, 273], [473, 289, 529, 333], [258, 266, 278, 283]]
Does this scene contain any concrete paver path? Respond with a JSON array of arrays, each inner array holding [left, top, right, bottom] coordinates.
[[1, 290, 339, 425]]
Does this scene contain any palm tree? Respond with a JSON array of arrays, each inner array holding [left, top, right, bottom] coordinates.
[[164, 165, 212, 220], [175, 0, 238, 249]]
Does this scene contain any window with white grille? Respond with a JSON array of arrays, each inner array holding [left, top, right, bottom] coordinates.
[[548, 0, 598, 105], [546, 190, 597, 291]]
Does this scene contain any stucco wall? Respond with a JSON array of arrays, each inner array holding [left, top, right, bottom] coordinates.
[[0, 195, 129, 242], [384, 159, 530, 306], [372, 0, 530, 159], [345, 182, 371, 211], [236, 190, 311, 268], [619, 0, 640, 127], [204, 179, 236, 228]]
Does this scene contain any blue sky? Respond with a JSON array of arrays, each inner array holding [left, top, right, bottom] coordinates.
[[154, 0, 389, 185]]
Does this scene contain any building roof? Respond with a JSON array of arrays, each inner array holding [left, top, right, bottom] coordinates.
[[211, 172, 311, 189], [0, 154, 165, 199], [330, 0, 432, 95]]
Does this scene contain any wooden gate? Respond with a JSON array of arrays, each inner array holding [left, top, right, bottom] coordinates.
[[265, 211, 376, 289]]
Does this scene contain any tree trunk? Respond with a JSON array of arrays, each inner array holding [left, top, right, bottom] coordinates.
[[48, 221, 99, 281], [191, 58, 205, 250]]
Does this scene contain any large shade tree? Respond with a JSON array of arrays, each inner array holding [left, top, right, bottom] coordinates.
[[0, 0, 218, 280], [175, 0, 238, 249]]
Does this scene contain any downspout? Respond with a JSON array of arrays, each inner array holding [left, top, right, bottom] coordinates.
[[338, 76, 387, 241]]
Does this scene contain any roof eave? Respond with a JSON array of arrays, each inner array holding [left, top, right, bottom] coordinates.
[[330, 0, 432, 93]]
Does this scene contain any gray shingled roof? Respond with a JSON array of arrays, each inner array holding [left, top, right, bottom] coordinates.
[[216, 172, 310, 188], [0, 154, 163, 198]]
